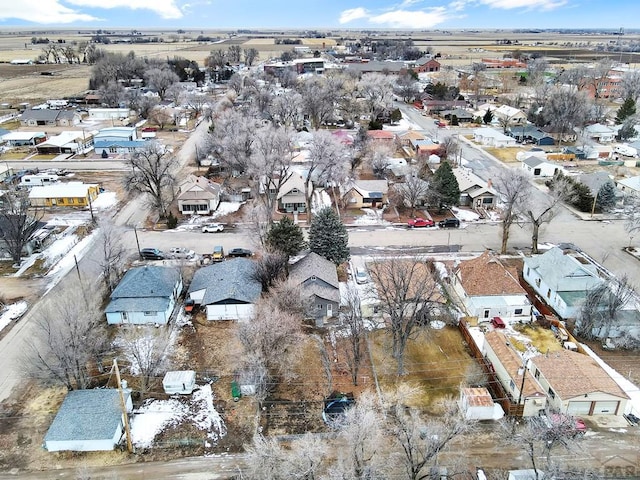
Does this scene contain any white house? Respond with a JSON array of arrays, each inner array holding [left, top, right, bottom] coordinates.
[[176, 175, 221, 215], [88, 108, 131, 121], [530, 349, 629, 416], [44, 389, 132, 452], [452, 167, 498, 210], [187, 259, 262, 321], [94, 126, 137, 142], [492, 105, 527, 126], [2, 131, 46, 146], [105, 266, 182, 325], [616, 175, 640, 195], [473, 127, 517, 147], [522, 246, 603, 319], [450, 251, 532, 323], [521, 156, 565, 178], [483, 330, 547, 417], [584, 123, 616, 143]]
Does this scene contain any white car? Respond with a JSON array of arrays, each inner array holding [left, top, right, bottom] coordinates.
[[169, 247, 195, 259], [355, 267, 368, 284], [202, 223, 224, 233]]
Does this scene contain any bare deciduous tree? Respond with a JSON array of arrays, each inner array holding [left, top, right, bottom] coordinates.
[[394, 170, 430, 217], [243, 48, 259, 67], [495, 169, 532, 254], [270, 90, 303, 128], [542, 87, 589, 147], [144, 67, 180, 100], [341, 284, 366, 386], [0, 189, 43, 262], [297, 76, 335, 129], [95, 218, 126, 292], [207, 108, 256, 176], [622, 70, 640, 104], [25, 282, 108, 390], [124, 141, 178, 217], [368, 257, 441, 375], [251, 251, 288, 292], [358, 72, 395, 121]]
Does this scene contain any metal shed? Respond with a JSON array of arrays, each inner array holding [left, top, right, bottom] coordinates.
[[163, 370, 197, 394]]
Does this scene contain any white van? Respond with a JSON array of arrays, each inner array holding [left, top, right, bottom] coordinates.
[[19, 174, 59, 188], [614, 145, 638, 157]]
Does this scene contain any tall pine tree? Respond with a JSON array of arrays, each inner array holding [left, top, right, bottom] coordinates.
[[615, 97, 636, 125], [265, 216, 307, 258], [596, 182, 617, 213], [309, 207, 350, 265], [431, 161, 460, 211]]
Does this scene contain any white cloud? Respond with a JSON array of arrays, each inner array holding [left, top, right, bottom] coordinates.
[[480, 0, 567, 10], [369, 8, 449, 28], [0, 0, 99, 23], [67, 0, 183, 19], [339, 7, 369, 24]]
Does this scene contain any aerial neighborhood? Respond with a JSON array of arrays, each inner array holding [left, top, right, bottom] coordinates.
[[1, 24, 640, 479]]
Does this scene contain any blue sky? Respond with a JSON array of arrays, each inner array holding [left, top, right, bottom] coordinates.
[[0, 0, 635, 30]]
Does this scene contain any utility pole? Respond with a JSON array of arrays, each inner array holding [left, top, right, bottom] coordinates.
[[113, 359, 133, 453], [133, 225, 142, 260]]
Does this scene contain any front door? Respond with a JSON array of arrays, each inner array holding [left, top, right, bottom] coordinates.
[[327, 303, 333, 318]]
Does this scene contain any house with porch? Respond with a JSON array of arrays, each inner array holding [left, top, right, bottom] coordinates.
[[530, 349, 629, 417], [473, 127, 517, 147], [450, 251, 532, 323], [187, 258, 262, 321], [28, 182, 100, 208], [2, 131, 46, 146], [522, 246, 603, 319], [289, 252, 340, 327], [176, 175, 221, 215], [35, 131, 93, 155], [276, 172, 310, 213], [341, 179, 389, 209], [509, 125, 555, 146], [492, 105, 527, 127], [44, 389, 132, 452], [105, 265, 182, 325], [483, 330, 548, 417], [452, 167, 498, 210], [584, 123, 616, 143]]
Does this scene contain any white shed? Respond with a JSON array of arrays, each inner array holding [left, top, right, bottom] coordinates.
[[459, 387, 504, 420], [163, 370, 197, 394]]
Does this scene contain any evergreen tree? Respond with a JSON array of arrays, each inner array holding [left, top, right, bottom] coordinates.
[[265, 216, 307, 258], [615, 97, 636, 125], [390, 108, 402, 123], [596, 182, 617, 212], [431, 161, 460, 211], [616, 121, 636, 142], [571, 182, 594, 213], [483, 108, 493, 125], [450, 114, 459, 126], [309, 207, 349, 265]]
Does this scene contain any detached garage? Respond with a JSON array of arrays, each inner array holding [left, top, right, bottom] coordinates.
[[530, 349, 629, 417]]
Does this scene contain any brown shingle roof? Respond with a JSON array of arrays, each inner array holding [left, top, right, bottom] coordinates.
[[484, 330, 545, 397], [462, 387, 494, 407], [531, 349, 629, 400], [457, 251, 525, 296]]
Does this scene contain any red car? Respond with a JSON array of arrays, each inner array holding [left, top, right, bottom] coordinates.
[[407, 217, 435, 228]]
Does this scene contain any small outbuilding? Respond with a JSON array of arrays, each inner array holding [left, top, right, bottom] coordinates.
[[459, 387, 504, 420], [162, 370, 197, 394]]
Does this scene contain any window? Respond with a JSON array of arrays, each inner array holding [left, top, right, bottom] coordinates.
[[509, 380, 515, 391], [548, 387, 555, 399], [547, 289, 551, 299], [534, 369, 540, 379], [482, 197, 492, 204], [514, 308, 523, 315], [535, 278, 541, 287], [122, 312, 128, 321], [67, 198, 75, 203], [483, 310, 490, 318], [144, 311, 156, 316], [57, 198, 65, 204], [526, 267, 530, 276]]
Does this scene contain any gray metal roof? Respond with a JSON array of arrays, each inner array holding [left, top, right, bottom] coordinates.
[[188, 258, 261, 305], [522, 156, 544, 168], [105, 297, 171, 313], [524, 247, 602, 293], [110, 266, 180, 300], [20, 108, 60, 122], [44, 389, 128, 444]]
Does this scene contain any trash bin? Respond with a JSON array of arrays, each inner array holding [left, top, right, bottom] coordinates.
[[231, 381, 241, 402]]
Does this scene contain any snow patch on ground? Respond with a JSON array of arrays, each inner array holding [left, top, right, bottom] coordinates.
[[91, 191, 118, 210], [176, 202, 244, 229], [130, 384, 226, 449], [383, 118, 422, 132], [451, 207, 479, 222], [312, 189, 331, 213], [45, 231, 98, 291], [430, 320, 446, 329], [0, 301, 28, 333], [353, 208, 391, 225]]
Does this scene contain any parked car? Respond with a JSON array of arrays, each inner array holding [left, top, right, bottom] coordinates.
[[212, 245, 224, 262], [438, 218, 460, 228], [542, 413, 587, 437], [169, 247, 196, 259], [355, 267, 368, 284], [407, 217, 435, 228], [228, 248, 253, 258], [140, 248, 166, 260], [202, 223, 224, 233]]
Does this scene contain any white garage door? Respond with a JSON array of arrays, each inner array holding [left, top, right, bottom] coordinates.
[[593, 401, 619, 415], [567, 401, 591, 415]]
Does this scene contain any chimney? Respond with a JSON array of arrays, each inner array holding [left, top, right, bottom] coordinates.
[[487, 178, 493, 189]]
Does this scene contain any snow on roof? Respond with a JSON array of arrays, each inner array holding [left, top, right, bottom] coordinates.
[[28, 182, 98, 199]]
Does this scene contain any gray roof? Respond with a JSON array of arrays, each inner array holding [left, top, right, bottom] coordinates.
[[44, 389, 128, 444], [578, 171, 613, 196], [110, 266, 180, 300], [347, 61, 407, 73], [290, 252, 339, 288], [522, 156, 544, 168], [524, 247, 602, 293], [20, 108, 60, 122], [188, 258, 261, 305]]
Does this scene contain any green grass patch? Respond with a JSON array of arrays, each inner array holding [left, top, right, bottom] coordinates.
[[369, 326, 473, 411], [29, 154, 58, 160]]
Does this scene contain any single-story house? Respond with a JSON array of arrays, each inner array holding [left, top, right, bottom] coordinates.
[[105, 266, 182, 325], [20, 108, 81, 127], [366, 130, 395, 142], [509, 125, 555, 146], [88, 108, 131, 121], [459, 387, 504, 420], [187, 258, 262, 321], [452, 167, 498, 210], [473, 127, 517, 148], [28, 182, 100, 208], [277, 172, 309, 213], [450, 251, 532, 323], [94, 139, 148, 155], [44, 389, 132, 452], [578, 171, 621, 204], [616, 175, 640, 195], [541, 125, 578, 144], [584, 123, 616, 143], [483, 330, 547, 417], [94, 127, 138, 142], [413, 56, 441, 73], [530, 349, 629, 416], [522, 246, 603, 319], [422, 99, 467, 114], [341, 179, 389, 209], [397, 130, 426, 148], [177, 175, 221, 215], [2, 131, 46, 146], [411, 139, 441, 157], [35, 131, 93, 155], [521, 157, 565, 177], [441, 108, 474, 123], [289, 252, 340, 326], [492, 105, 527, 126]]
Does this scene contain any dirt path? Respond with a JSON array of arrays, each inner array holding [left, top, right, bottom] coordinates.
[[0, 276, 46, 303]]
